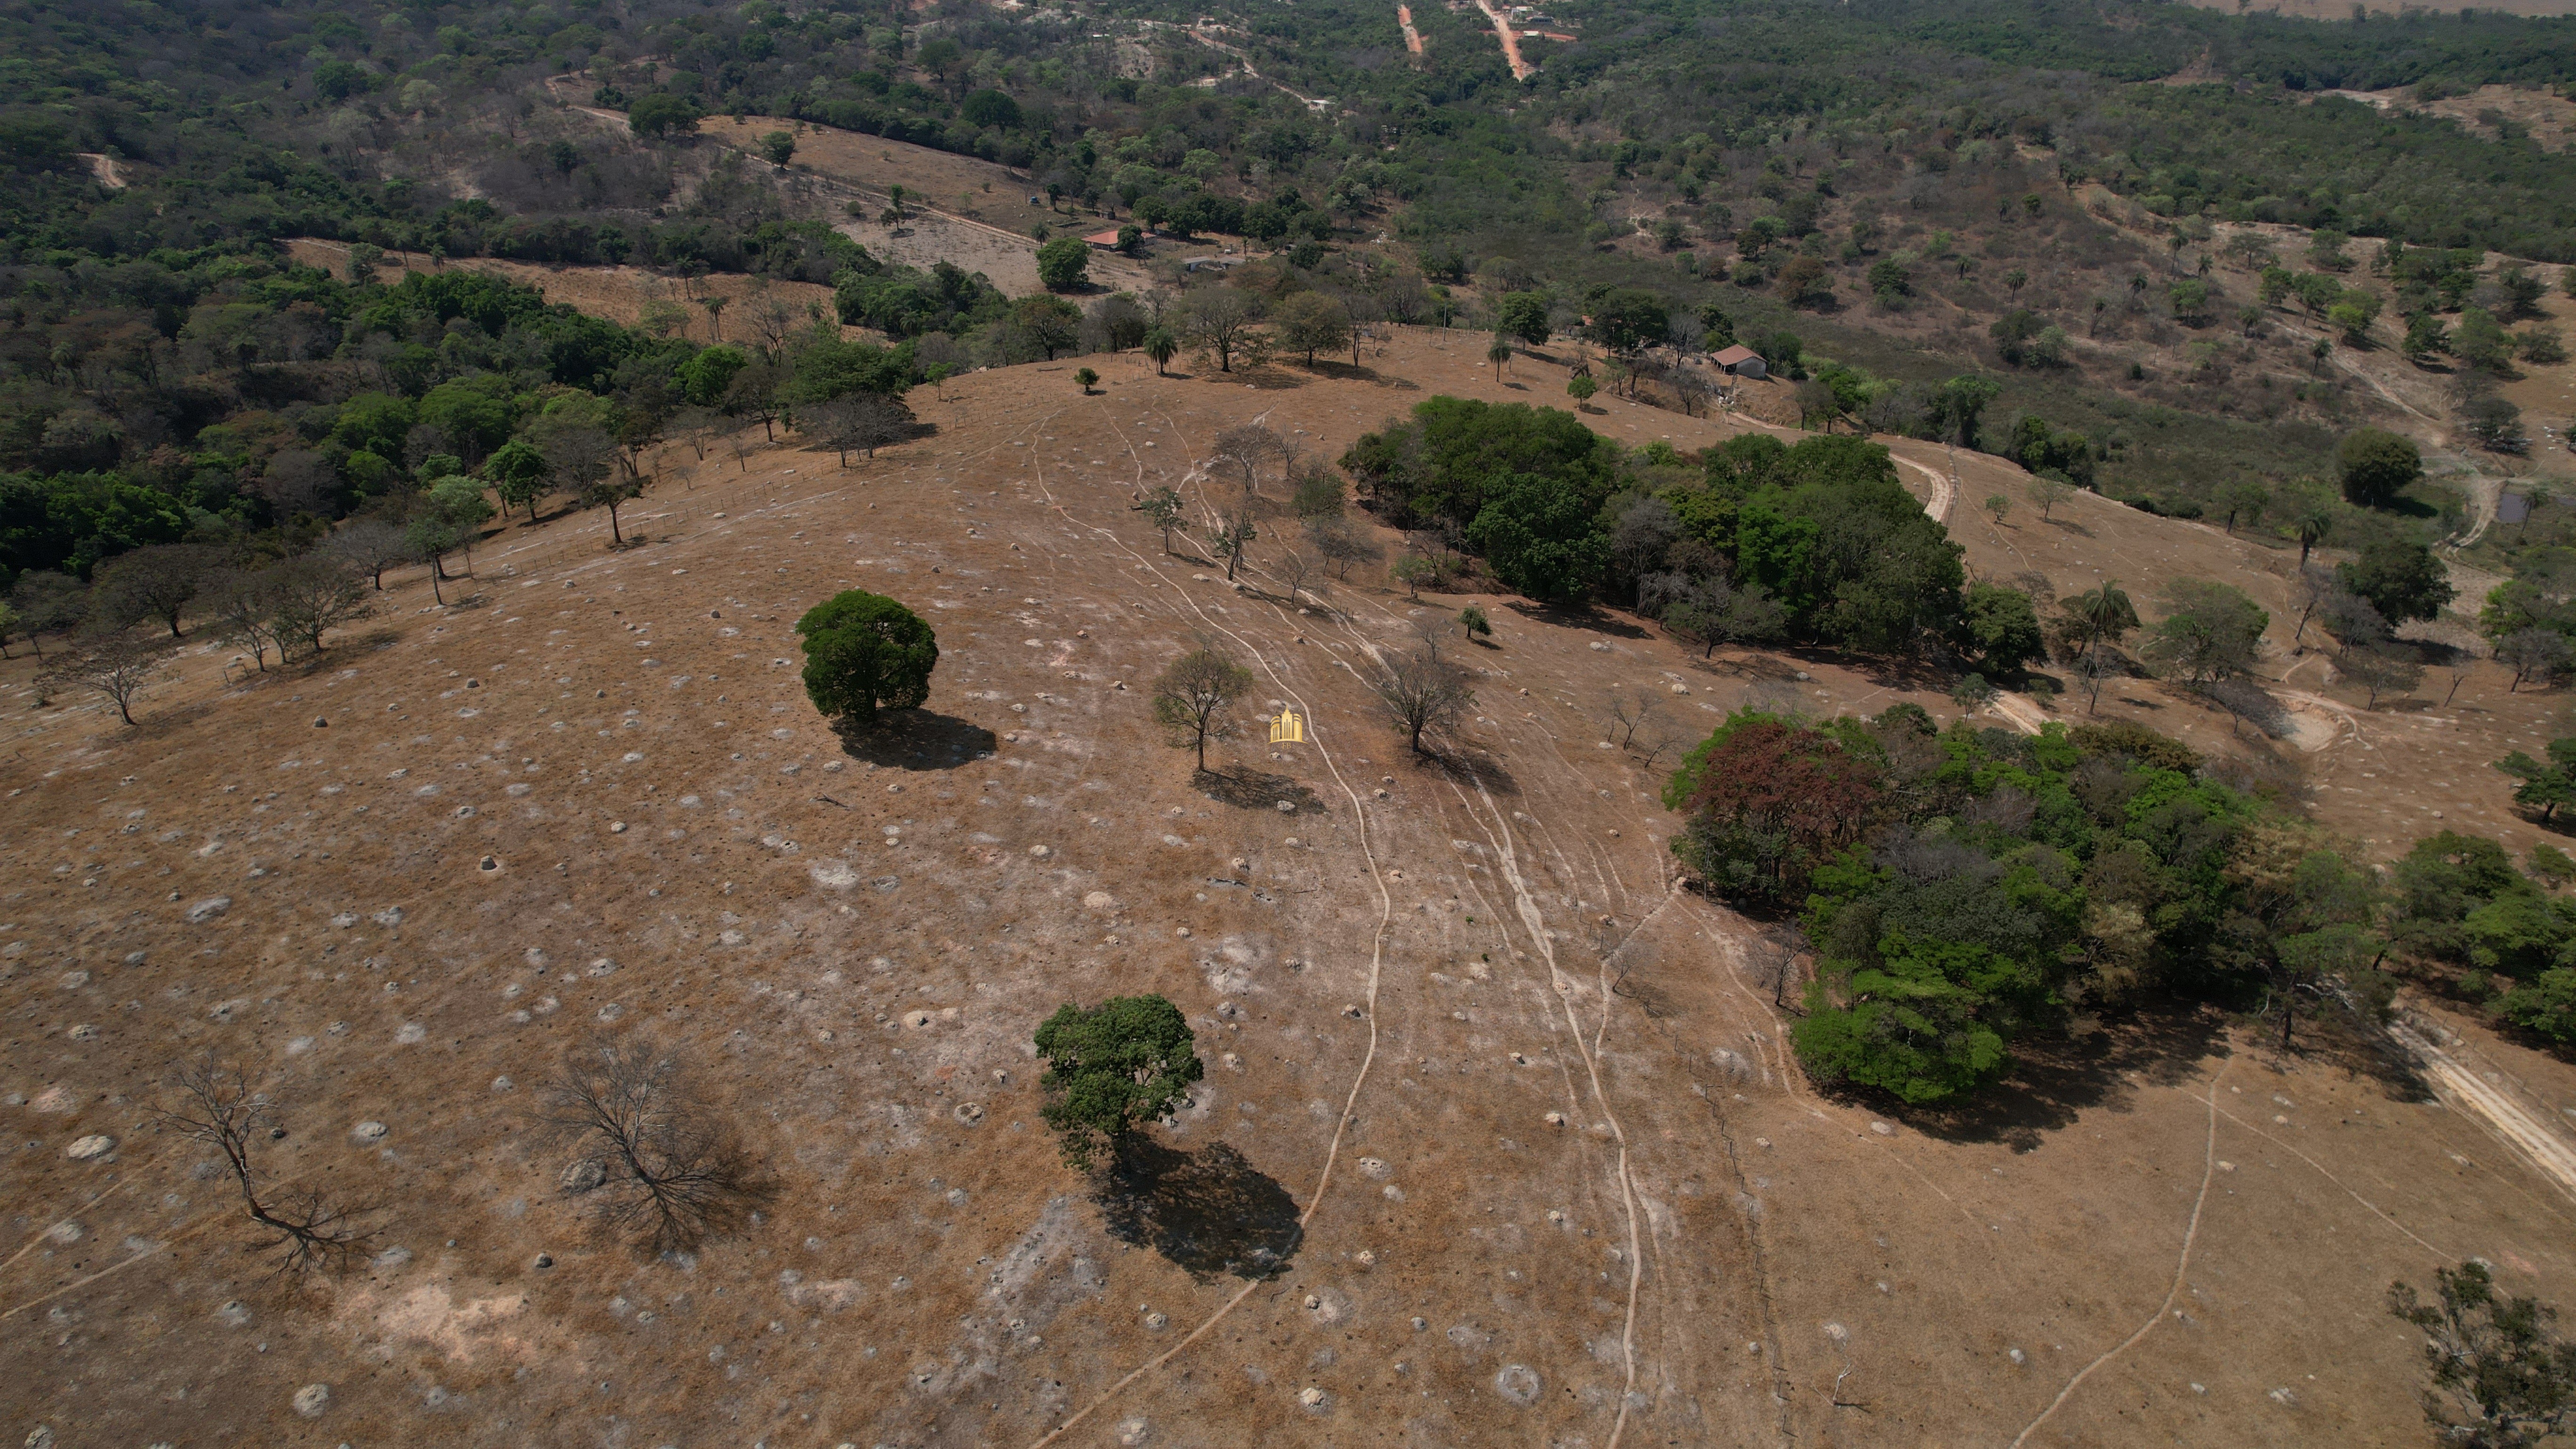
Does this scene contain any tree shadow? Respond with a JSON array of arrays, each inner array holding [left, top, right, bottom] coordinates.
[[832, 709, 997, 770], [1096, 1138, 1303, 1282], [1780, 644, 1949, 695], [1194, 766, 1325, 814], [1304, 360, 1382, 384], [1502, 598, 1650, 639], [1237, 366, 1307, 391], [1884, 1000, 2233, 1152], [1433, 745, 1521, 796], [2041, 516, 2094, 538]]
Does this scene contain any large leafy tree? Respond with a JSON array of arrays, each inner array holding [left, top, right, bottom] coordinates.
[[1664, 711, 1884, 905], [1960, 581, 2045, 674], [1590, 288, 1670, 354], [2339, 539, 2455, 625], [1465, 472, 1612, 602], [1791, 935, 2025, 1104], [1496, 291, 1551, 346], [2338, 427, 2423, 508], [1033, 996, 1204, 1169], [793, 590, 938, 726]]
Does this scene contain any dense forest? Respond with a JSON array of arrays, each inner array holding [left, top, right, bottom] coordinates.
[[7, 0, 2573, 599]]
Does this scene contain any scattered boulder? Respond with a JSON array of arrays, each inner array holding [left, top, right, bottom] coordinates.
[[185, 897, 231, 924], [291, 1384, 331, 1417], [64, 1135, 113, 1161]]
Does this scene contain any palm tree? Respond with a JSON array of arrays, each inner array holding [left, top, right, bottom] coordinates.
[[1488, 338, 1511, 380], [2061, 580, 2139, 714], [700, 294, 727, 342], [1144, 328, 1177, 377]]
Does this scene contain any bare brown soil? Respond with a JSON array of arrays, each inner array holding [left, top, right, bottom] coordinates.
[[2316, 84, 2576, 153], [7, 330, 2576, 1449], [282, 237, 865, 346]]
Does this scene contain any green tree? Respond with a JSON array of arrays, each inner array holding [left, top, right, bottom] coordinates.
[[1272, 292, 1351, 367], [1009, 294, 1081, 360], [1032, 996, 1203, 1170], [2329, 288, 2382, 345], [2339, 427, 2423, 508], [627, 93, 701, 139], [2145, 579, 2268, 687], [2455, 306, 2518, 373], [1151, 644, 1255, 771], [793, 590, 939, 726], [1960, 582, 2044, 675], [1591, 288, 1671, 353], [2388, 1261, 2576, 1449], [483, 438, 548, 520], [1566, 374, 1597, 410], [1487, 337, 1512, 379], [2338, 539, 2456, 625], [2221, 479, 2271, 534], [759, 130, 795, 166], [1459, 605, 1492, 640], [1466, 472, 1612, 602], [2403, 312, 2453, 362], [1073, 366, 1099, 394], [1035, 236, 1091, 293], [1143, 327, 1178, 376], [1134, 486, 1185, 553], [2058, 580, 2141, 712], [2498, 968, 2576, 1046], [2497, 738, 2576, 824], [1496, 291, 1551, 346], [2284, 480, 2338, 566], [1793, 936, 2019, 1104]]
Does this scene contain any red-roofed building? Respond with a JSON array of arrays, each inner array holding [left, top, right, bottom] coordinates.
[[1711, 345, 1767, 378]]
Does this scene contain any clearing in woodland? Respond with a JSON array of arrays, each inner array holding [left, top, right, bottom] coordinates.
[[6, 330, 2576, 1449]]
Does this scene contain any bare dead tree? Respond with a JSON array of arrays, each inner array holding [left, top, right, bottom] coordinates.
[[40, 634, 175, 725], [805, 391, 913, 465], [1604, 689, 1660, 748], [156, 1055, 377, 1275], [542, 1037, 766, 1256], [1306, 516, 1381, 580], [1209, 423, 1287, 499], [1273, 549, 1323, 608], [265, 555, 375, 659], [1374, 634, 1477, 757], [1761, 942, 1803, 1010]]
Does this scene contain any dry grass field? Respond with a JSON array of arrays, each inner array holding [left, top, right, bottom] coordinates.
[[6, 328, 2576, 1449]]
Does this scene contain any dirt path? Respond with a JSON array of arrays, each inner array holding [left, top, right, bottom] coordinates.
[[1472, 0, 1535, 79], [76, 153, 126, 189], [2389, 1014, 2576, 1208], [1897, 453, 1955, 525], [1019, 407, 1404, 1447], [1397, 3, 1425, 54], [2007, 1064, 2227, 1449]]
